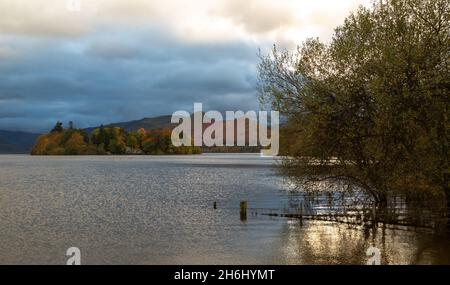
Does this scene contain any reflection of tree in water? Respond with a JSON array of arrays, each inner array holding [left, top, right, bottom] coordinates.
[[276, 218, 450, 264], [280, 178, 449, 234], [272, 178, 450, 264]]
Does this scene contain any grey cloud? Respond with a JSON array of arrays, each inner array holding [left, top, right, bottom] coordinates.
[[85, 42, 142, 60], [0, 27, 261, 132]]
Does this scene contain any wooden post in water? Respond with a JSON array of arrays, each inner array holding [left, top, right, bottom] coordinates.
[[240, 201, 247, 221], [213, 202, 217, 209], [299, 202, 303, 226]]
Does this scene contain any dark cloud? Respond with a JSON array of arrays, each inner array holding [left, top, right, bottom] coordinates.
[[0, 27, 260, 132]]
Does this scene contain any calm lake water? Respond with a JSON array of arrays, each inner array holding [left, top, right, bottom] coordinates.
[[0, 154, 449, 264]]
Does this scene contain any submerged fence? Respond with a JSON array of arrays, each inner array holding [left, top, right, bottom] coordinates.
[[222, 193, 450, 234]]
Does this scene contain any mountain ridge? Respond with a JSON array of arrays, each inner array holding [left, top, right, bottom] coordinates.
[[0, 130, 41, 154], [84, 115, 175, 133]]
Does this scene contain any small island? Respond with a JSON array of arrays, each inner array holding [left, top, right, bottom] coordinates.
[[31, 121, 202, 155]]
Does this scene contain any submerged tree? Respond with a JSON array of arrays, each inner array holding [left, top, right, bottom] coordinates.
[[258, 0, 449, 205]]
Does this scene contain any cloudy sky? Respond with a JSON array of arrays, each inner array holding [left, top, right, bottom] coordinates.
[[0, 0, 371, 132]]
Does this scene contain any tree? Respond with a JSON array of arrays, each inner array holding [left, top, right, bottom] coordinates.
[[65, 132, 88, 155], [50, 121, 63, 133], [31, 136, 50, 155], [258, 0, 449, 206], [91, 125, 109, 148], [125, 132, 139, 149], [137, 128, 147, 148], [109, 138, 126, 154]]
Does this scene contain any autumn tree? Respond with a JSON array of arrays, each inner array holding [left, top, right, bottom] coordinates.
[[32, 124, 202, 155], [258, 0, 449, 205], [65, 132, 88, 155]]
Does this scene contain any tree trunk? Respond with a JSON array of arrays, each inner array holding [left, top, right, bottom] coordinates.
[[446, 192, 450, 229], [445, 181, 450, 229], [376, 193, 388, 208]]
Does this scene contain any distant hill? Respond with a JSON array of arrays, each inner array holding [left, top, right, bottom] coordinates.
[[0, 130, 41, 154], [85, 114, 269, 148], [2, 113, 274, 154], [84, 115, 175, 133]]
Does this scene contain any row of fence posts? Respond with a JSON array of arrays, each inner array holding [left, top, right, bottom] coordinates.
[[212, 200, 435, 230], [211, 200, 370, 227]]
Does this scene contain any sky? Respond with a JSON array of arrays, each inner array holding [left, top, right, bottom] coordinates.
[[0, 0, 371, 133]]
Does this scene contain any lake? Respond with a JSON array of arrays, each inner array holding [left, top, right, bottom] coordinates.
[[0, 154, 449, 264]]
